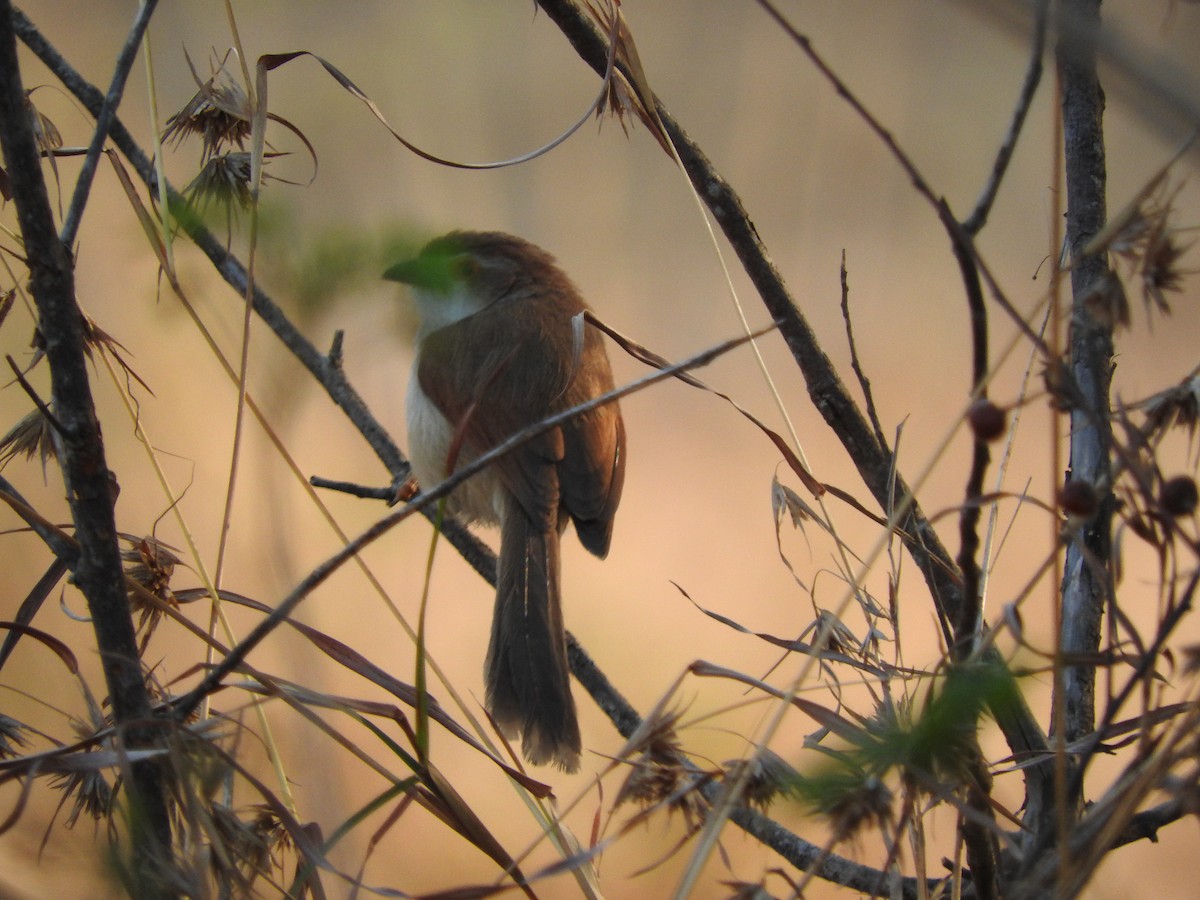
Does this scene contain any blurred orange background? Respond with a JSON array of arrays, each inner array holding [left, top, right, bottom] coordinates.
[[2, 2, 1200, 897]]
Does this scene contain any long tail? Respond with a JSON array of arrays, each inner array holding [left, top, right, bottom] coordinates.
[[486, 509, 581, 772]]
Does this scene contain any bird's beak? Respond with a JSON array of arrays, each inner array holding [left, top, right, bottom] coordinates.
[[383, 252, 455, 292]]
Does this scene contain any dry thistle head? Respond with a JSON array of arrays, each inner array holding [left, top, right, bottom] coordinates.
[[184, 151, 254, 212], [724, 748, 799, 812], [1140, 215, 1191, 314], [163, 52, 252, 161], [861, 664, 1011, 789], [121, 534, 181, 647], [583, 0, 673, 156], [1140, 374, 1200, 442], [812, 609, 859, 657], [207, 802, 287, 889], [49, 762, 114, 828], [0, 714, 30, 759], [793, 765, 894, 843], [50, 715, 116, 828], [1091, 174, 1193, 321], [614, 709, 709, 827], [0, 408, 58, 476], [1079, 269, 1130, 331]]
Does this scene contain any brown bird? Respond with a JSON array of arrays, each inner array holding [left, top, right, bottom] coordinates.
[[385, 231, 626, 771]]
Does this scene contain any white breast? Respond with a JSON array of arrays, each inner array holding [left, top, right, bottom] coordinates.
[[406, 358, 505, 526]]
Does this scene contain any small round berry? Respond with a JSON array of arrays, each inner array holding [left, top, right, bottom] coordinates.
[[1059, 480, 1098, 518], [1160, 476, 1198, 518], [968, 400, 1007, 443]]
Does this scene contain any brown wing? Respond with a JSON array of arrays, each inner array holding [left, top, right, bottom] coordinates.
[[557, 325, 625, 558], [417, 289, 624, 550]]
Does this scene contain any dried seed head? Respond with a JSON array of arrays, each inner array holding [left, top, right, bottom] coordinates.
[[967, 399, 1007, 442], [122, 535, 181, 598], [1080, 270, 1130, 331], [0, 408, 58, 475], [163, 53, 252, 160], [25, 90, 62, 156], [1159, 475, 1198, 518], [1042, 357, 1077, 411], [1141, 375, 1200, 441], [794, 768, 894, 842], [122, 534, 182, 647], [614, 710, 709, 827], [49, 756, 114, 827], [1140, 219, 1189, 315], [725, 748, 799, 812], [184, 151, 254, 211], [0, 714, 29, 758]]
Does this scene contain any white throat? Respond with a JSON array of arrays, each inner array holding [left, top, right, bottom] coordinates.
[[412, 283, 489, 345]]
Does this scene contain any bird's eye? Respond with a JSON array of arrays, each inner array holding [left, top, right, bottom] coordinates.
[[452, 256, 480, 281]]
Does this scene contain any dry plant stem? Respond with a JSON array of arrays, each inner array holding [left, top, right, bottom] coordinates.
[[944, 214, 1002, 898], [963, 0, 1048, 236], [727, 802, 934, 900], [0, 0, 172, 881], [57, 0, 158, 249], [1056, 0, 1114, 750], [839, 255, 888, 455]]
